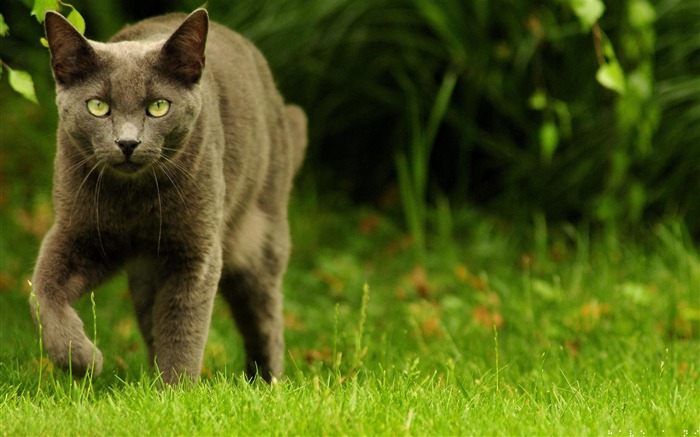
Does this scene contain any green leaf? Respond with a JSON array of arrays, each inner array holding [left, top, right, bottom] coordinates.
[[629, 0, 656, 29], [539, 122, 559, 163], [601, 36, 617, 60], [31, 0, 60, 23], [8, 68, 39, 104], [628, 181, 646, 222], [66, 7, 86, 34], [553, 100, 572, 139], [619, 282, 651, 306], [596, 194, 622, 221], [627, 68, 652, 99], [596, 62, 626, 94], [569, 0, 605, 29], [528, 90, 547, 110], [0, 13, 9, 37], [531, 279, 560, 302]]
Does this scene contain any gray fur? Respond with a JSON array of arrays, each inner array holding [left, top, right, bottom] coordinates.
[[31, 9, 306, 384]]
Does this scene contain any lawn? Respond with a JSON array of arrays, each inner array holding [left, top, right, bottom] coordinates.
[[1, 194, 698, 435]]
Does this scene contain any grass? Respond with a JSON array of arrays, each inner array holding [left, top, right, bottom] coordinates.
[[1, 2, 698, 434], [0, 194, 698, 435]]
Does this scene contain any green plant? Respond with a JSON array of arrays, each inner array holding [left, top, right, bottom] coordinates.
[[3, 0, 697, 239], [0, 14, 38, 103], [1, 1, 85, 103], [395, 68, 458, 259]]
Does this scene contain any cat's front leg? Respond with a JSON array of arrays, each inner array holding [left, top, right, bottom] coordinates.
[[127, 260, 159, 365], [151, 250, 222, 384], [30, 227, 113, 376]]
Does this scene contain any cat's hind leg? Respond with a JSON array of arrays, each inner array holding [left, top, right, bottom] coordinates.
[[219, 207, 289, 382], [219, 266, 285, 382]]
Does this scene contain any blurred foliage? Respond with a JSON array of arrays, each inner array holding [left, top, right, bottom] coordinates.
[[1, 0, 698, 241]]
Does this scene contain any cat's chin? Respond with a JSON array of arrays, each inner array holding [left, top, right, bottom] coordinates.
[[109, 161, 147, 175]]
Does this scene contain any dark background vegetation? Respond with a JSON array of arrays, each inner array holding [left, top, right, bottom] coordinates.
[[1, 0, 699, 247]]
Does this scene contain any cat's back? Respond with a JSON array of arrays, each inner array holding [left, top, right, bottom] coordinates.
[[109, 13, 188, 42]]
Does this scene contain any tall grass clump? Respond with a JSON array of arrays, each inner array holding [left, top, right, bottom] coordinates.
[[2, 0, 697, 240], [204, 0, 699, 237]]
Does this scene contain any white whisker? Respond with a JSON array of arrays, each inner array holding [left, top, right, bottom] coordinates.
[[70, 161, 101, 226], [155, 161, 190, 214], [66, 155, 92, 176], [161, 146, 198, 158], [94, 164, 107, 257], [152, 169, 163, 256], [161, 155, 203, 193]]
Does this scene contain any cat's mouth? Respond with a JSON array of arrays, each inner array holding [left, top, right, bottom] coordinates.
[[98, 149, 156, 175], [111, 161, 145, 173], [94, 146, 150, 175]]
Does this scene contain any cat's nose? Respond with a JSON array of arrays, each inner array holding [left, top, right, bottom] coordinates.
[[115, 139, 141, 158]]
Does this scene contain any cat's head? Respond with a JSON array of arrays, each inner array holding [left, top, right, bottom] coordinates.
[[45, 9, 208, 175]]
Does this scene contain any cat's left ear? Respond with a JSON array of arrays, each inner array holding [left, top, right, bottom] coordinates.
[[45, 11, 99, 85], [159, 9, 208, 85]]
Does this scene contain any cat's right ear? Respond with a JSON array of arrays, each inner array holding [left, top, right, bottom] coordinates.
[[158, 9, 209, 85], [45, 11, 98, 86]]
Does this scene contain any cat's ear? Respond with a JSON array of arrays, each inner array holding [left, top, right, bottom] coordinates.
[[45, 11, 98, 86], [159, 9, 208, 85]]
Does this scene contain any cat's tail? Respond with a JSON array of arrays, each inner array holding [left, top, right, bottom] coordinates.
[[285, 104, 307, 174]]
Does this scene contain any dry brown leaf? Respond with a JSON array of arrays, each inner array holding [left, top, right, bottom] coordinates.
[[455, 264, 469, 282], [115, 355, 128, 370], [31, 358, 54, 373], [358, 214, 381, 235], [15, 203, 53, 238], [519, 252, 535, 270], [580, 301, 611, 319], [472, 305, 504, 329], [565, 340, 580, 358], [576, 300, 611, 331], [420, 316, 443, 338], [0, 272, 15, 293], [467, 274, 489, 292], [284, 312, 306, 331], [410, 265, 430, 299], [395, 287, 408, 301], [313, 270, 344, 295], [115, 318, 135, 340], [303, 348, 333, 365], [670, 317, 694, 339], [201, 365, 213, 379]]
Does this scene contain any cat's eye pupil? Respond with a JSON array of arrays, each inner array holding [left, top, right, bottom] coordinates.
[[147, 99, 170, 118]]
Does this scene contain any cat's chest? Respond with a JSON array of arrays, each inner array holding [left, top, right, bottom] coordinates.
[[105, 186, 204, 229], [67, 176, 211, 246], [90, 198, 211, 261]]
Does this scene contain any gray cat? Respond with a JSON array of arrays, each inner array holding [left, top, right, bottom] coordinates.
[[30, 9, 306, 384]]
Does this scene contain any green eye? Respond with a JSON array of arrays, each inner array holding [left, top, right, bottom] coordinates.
[[147, 99, 170, 117], [86, 99, 110, 117]]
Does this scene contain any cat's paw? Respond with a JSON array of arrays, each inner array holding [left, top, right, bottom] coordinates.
[[48, 338, 104, 377], [35, 305, 104, 377], [68, 343, 103, 377]]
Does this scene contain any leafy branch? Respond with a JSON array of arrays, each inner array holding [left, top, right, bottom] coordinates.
[[1, 0, 86, 104], [0, 60, 38, 104]]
